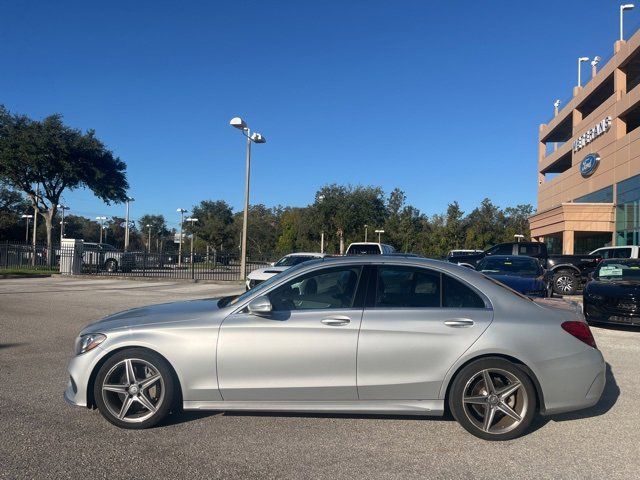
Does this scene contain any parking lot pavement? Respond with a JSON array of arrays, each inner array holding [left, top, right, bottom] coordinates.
[[1, 277, 639, 479]]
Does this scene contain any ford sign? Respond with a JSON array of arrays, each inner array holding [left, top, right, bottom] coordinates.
[[580, 153, 600, 178]]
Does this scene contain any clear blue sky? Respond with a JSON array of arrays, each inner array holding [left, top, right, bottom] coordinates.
[[2, 1, 636, 230]]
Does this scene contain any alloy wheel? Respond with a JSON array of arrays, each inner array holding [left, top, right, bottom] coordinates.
[[555, 275, 574, 294], [461, 368, 528, 435], [101, 358, 165, 423]]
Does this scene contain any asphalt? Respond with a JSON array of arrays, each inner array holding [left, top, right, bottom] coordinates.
[[1, 277, 639, 479]]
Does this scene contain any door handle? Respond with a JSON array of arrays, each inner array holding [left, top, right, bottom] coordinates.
[[444, 318, 475, 328], [321, 316, 351, 326]]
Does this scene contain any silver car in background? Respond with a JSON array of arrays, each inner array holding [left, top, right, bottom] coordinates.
[[64, 256, 605, 440]]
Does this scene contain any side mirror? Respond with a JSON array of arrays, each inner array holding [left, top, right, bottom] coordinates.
[[247, 295, 272, 315]]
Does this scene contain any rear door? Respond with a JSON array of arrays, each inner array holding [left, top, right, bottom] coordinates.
[[357, 265, 493, 400]]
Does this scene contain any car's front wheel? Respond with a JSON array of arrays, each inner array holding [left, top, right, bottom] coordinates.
[[552, 271, 577, 296], [94, 348, 175, 429], [104, 259, 118, 273], [449, 358, 537, 441]]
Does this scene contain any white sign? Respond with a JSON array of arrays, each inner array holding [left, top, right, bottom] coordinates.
[[573, 116, 612, 152]]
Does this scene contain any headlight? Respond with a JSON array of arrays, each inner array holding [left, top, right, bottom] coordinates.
[[74, 333, 106, 355]]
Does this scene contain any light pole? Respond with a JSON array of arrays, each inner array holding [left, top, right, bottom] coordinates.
[[553, 99, 561, 117], [229, 116, 267, 280], [591, 56, 601, 78], [577, 57, 590, 87], [320, 231, 325, 253], [186, 217, 198, 265], [21, 214, 33, 242], [124, 197, 134, 251], [146, 224, 152, 253], [621, 4, 635, 41], [375, 229, 385, 243], [364, 225, 368, 242], [177, 208, 187, 267], [96, 216, 107, 243], [57, 204, 69, 244]]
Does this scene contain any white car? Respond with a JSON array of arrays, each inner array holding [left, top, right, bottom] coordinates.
[[590, 245, 640, 259], [345, 242, 396, 255], [246, 252, 327, 289]]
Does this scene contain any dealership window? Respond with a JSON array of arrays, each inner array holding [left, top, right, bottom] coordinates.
[[573, 185, 613, 203], [616, 174, 640, 245], [574, 232, 612, 254], [544, 233, 563, 255]]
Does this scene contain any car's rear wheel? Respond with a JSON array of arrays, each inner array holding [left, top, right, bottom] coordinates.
[[552, 271, 577, 296], [105, 259, 118, 273], [94, 348, 175, 429], [449, 358, 537, 441]]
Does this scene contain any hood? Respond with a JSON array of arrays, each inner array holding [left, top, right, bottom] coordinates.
[[587, 279, 640, 298], [484, 273, 545, 293], [81, 298, 221, 334]]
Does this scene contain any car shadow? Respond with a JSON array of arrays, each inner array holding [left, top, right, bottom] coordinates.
[[592, 323, 640, 333], [0, 342, 27, 350], [528, 362, 619, 433]]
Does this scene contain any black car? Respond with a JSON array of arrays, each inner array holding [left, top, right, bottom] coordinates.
[[584, 259, 640, 326], [476, 255, 552, 298]]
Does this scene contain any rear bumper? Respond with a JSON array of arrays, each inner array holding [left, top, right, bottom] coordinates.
[[539, 348, 606, 415]]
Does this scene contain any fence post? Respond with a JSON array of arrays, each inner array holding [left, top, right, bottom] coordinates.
[[3, 241, 8, 269], [143, 251, 147, 277], [191, 253, 195, 280]]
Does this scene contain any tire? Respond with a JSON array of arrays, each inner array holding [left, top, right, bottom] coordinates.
[[93, 348, 175, 429], [449, 357, 537, 441], [105, 259, 118, 273], [552, 271, 577, 296]]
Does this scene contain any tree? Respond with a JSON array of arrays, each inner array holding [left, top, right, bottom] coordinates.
[[190, 200, 234, 251], [138, 214, 169, 252], [0, 182, 30, 241], [0, 106, 128, 262]]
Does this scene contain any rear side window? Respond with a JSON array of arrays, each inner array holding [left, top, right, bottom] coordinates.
[[347, 244, 381, 255], [612, 248, 632, 259], [487, 244, 513, 255], [519, 244, 542, 256], [373, 266, 485, 309]]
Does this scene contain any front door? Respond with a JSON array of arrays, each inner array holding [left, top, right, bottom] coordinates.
[[357, 265, 493, 400], [218, 265, 365, 401]]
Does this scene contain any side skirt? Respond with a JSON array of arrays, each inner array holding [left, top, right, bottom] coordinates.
[[182, 399, 444, 416]]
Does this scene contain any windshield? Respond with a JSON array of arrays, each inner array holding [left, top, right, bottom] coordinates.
[[477, 257, 541, 275], [596, 260, 640, 280], [274, 255, 316, 267]]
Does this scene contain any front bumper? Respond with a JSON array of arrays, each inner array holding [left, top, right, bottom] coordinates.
[[584, 301, 640, 326], [63, 346, 106, 408]]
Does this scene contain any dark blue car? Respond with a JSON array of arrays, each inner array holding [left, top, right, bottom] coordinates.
[[476, 255, 552, 298]]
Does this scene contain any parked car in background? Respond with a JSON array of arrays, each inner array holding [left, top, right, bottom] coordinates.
[[476, 255, 552, 298], [65, 255, 605, 440], [590, 245, 640, 259], [448, 241, 601, 296], [82, 243, 136, 273], [584, 258, 640, 326], [245, 252, 327, 289], [447, 249, 484, 261], [345, 242, 396, 255]]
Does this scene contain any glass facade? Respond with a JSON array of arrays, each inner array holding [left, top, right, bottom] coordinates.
[[544, 232, 563, 254], [616, 174, 640, 245], [574, 185, 613, 203]]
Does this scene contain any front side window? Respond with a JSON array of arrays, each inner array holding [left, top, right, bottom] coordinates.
[[487, 244, 513, 255], [269, 266, 362, 311]]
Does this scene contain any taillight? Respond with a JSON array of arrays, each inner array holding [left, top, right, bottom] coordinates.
[[561, 321, 597, 349]]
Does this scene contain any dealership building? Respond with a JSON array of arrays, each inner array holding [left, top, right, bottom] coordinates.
[[530, 28, 640, 254]]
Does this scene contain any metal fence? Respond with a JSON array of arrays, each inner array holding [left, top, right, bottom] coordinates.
[[0, 242, 270, 281]]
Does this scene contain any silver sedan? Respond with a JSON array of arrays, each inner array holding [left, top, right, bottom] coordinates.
[[64, 256, 605, 440]]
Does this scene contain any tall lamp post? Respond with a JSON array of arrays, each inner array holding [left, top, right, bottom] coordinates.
[[146, 224, 152, 253], [124, 197, 134, 251], [186, 217, 198, 265], [96, 216, 107, 243], [577, 57, 590, 87], [177, 208, 187, 267], [57, 204, 69, 244], [364, 225, 368, 242], [229, 116, 267, 280], [375, 229, 385, 243], [21, 214, 33, 242], [621, 4, 635, 41]]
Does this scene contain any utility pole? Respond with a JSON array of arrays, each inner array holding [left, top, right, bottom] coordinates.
[[32, 185, 39, 266], [58, 204, 69, 244], [177, 208, 187, 267], [96, 216, 107, 243], [124, 197, 134, 251], [320, 231, 325, 254], [21, 215, 33, 242], [364, 225, 368, 242], [146, 224, 152, 253]]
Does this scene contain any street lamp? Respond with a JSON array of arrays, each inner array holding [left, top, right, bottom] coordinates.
[[364, 225, 368, 242], [96, 216, 107, 243], [577, 57, 590, 87], [57, 204, 69, 244], [186, 217, 198, 264], [375, 229, 385, 243], [21, 214, 33, 243], [146, 224, 152, 253], [591, 56, 601, 78], [621, 4, 635, 41], [229, 116, 267, 280], [553, 99, 561, 116], [177, 208, 187, 267], [124, 197, 134, 251]]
